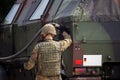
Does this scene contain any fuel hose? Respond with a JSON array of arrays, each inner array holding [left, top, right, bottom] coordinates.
[[0, 27, 42, 61]]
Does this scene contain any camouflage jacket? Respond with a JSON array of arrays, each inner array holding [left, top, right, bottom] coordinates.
[[24, 32, 72, 76]]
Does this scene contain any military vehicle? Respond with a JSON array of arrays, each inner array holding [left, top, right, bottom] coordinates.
[[0, 0, 120, 80]]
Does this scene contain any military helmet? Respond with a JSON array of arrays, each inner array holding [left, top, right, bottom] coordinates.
[[41, 23, 56, 35]]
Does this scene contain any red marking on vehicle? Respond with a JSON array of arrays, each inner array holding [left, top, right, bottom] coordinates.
[[75, 60, 82, 65]]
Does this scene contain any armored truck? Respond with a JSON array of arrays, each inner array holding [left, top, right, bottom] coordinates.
[[0, 0, 120, 80]]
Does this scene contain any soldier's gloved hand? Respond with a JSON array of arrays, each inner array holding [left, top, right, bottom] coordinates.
[[61, 25, 70, 34], [51, 23, 70, 34], [57, 24, 70, 34], [64, 27, 70, 34]]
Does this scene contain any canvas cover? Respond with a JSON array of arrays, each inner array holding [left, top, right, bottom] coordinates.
[[80, 0, 120, 21]]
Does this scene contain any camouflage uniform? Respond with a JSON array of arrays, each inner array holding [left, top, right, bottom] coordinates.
[[24, 24, 72, 80]]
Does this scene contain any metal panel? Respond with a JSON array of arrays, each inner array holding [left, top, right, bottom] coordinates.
[[69, 77, 101, 80]]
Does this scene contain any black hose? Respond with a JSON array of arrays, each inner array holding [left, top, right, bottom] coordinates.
[[0, 27, 42, 61]]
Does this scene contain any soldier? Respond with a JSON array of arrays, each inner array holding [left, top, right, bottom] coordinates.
[[24, 23, 72, 80]]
